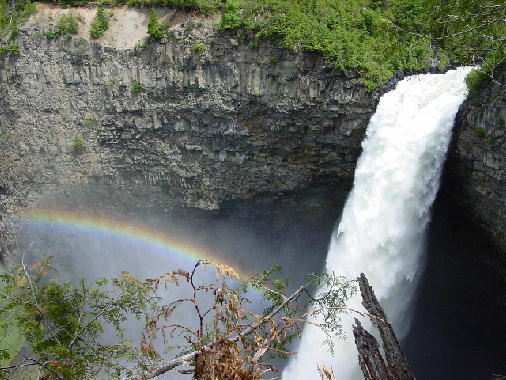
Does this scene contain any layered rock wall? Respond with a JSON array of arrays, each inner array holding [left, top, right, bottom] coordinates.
[[446, 65, 506, 253], [0, 6, 380, 255]]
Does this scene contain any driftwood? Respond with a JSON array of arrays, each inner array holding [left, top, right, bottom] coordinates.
[[353, 273, 415, 380]]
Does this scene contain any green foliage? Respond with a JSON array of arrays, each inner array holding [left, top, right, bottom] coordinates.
[[216, 0, 505, 89], [0, 0, 35, 55], [57, 12, 79, 35], [0, 268, 23, 370], [191, 40, 205, 53], [0, 0, 502, 86], [244, 264, 289, 315], [90, 4, 109, 39], [0, 42, 19, 55], [147, 8, 164, 39], [131, 80, 142, 93], [245, 263, 356, 355], [1, 0, 501, 87], [86, 0, 220, 13], [135, 41, 147, 50], [305, 271, 357, 351], [44, 11, 79, 39], [43, 29, 58, 39], [83, 119, 95, 126], [0, 257, 356, 379], [73, 135, 86, 153], [465, 68, 487, 96], [217, 0, 243, 31], [474, 127, 486, 138], [215, 0, 432, 88], [0, 259, 154, 379]]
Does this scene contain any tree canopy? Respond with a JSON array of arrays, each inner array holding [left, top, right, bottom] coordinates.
[[216, 0, 505, 88], [1, 0, 504, 87], [0, 258, 356, 379]]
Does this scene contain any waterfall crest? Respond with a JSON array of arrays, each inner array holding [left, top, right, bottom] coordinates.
[[282, 67, 473, 380]]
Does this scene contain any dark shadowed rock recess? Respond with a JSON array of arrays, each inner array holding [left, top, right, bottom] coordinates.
[[0, 8, 382, 256], [446, 63, 506, 254]]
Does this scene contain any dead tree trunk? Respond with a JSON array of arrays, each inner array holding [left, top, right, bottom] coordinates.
[[353, 273, 416, 380]]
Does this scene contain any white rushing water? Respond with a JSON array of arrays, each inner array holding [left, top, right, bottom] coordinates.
[[282, 67, 473, 380]]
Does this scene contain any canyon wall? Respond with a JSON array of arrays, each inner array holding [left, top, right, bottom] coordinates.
[[1, 5, 503, 258], [446, 64, 506, 254], [0, 6, 381, 255]]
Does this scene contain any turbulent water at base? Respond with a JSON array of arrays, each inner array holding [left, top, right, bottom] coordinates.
[[282, 67, 473, 380]]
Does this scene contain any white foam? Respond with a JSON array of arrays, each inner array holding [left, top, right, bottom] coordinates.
[[283, 67, 473, 380]]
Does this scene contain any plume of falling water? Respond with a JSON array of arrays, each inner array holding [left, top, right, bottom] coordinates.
[[282, 67, 473, 380]]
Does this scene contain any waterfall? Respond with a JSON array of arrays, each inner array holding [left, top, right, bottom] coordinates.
[[282, 67, 473, 380]]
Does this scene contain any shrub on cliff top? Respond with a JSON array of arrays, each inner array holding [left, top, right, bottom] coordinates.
[[147, 8, 164, 39], [56, 12, 79, 35], [2, 0, 504, 88], [90, 4, 109, 39], [44, 11, 80, 38], [465, 68, 487, 97]]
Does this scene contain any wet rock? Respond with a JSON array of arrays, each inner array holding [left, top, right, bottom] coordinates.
[[446, 64, 506, 253]]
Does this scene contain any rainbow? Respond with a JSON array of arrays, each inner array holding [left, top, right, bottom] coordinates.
[[18, 208, 250, 279]]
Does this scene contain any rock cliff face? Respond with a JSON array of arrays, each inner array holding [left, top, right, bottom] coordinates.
[[445, 64, 506, 253], [0, 6, 381, 255], [3, 5, 502, 259]]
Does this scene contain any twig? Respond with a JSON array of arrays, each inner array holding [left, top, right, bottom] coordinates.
[[68, 291, 125, 349], [122, 285, 307, 380], [0, 357, 61, 380], [0, 360, 39, 370], [21, 248, 62, 346], [257, 284, 289, 302], [434, 16, 506, 40], [384, 15, 506, 41]]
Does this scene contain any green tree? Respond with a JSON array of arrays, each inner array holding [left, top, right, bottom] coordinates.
[[90, 4, 109, 39], [44, 12, 80, 39], [0, 0, 35, 55], [0, 257, 154, 379], [147, 8, 164, 39], [217, 0, 505, 88], [0, 258, 355, 379], [55, 12, 79, 36]]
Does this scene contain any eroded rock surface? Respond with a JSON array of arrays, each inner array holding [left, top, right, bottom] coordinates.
[[0, 6, 380, 255], [446, 64, 506, 253]]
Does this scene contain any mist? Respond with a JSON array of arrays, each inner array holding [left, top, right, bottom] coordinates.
[[10, 169, 506, 379], [12, 181, 344, 378]]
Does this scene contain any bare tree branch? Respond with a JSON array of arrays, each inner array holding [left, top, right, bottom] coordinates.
[[68, 290, 125, 349], [21, 250, 63, 346], [123, 285, 306, 380], [434, 16, 506, 40]]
